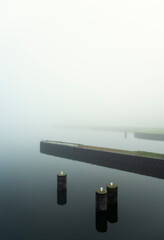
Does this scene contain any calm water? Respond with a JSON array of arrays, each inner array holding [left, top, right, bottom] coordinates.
[[0, 127, 164, 240]]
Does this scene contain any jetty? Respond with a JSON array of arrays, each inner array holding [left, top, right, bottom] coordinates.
[[40, 140, 164, 179]]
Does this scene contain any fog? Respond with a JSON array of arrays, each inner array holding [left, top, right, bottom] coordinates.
[[1, 0, 164, 128]]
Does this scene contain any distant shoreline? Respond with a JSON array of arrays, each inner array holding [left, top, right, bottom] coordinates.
[[53, 125, 164, 142], [134, 132, 164, 141], [53, 125, 164, 134]]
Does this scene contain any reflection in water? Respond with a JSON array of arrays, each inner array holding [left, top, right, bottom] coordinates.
[[96, 201, 118, 232], [95, 186, 118, 232], [57, 190, 67, 205], [96, 212, 107, 232], [107, 203, 118, 223]]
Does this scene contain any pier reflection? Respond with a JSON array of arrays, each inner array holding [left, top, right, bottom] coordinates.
[[40, 141, 164, 179]]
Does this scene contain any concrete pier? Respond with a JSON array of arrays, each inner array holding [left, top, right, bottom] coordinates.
[[40, 140, 164, 179]]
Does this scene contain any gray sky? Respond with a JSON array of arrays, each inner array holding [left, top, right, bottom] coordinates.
[[0, 0, 164, 128]]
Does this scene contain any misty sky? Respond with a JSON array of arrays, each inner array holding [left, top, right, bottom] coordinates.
[[0, 0, 164, 128]]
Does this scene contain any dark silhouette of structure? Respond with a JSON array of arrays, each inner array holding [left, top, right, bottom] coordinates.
[[40, 141, 164, 179]]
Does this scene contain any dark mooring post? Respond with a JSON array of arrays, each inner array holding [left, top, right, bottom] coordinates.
[[57, 171, 67, 205], [57, 171, 67, 191], [106, 182, 118, 205], [96, 187, 107, 212], [95, 187, 107, 232], [124, 131, 127, 138], [106, 182, 118, 223]]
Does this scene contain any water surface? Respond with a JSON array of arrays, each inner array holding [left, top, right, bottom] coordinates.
[[0, 127, 163, 239]]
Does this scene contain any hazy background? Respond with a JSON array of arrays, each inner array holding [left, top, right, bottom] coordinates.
[[0, 0, 164, 128]]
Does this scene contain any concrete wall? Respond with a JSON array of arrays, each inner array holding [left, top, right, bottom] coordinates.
[[40, 141, 164, 179]]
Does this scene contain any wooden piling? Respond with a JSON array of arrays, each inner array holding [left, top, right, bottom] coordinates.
[[57, 171, 67, 191], [96, 187, 107, 213], [106, 182, 118, 205]]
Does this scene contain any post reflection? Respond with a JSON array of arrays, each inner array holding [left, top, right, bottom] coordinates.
[[107, 202, 118, 223], [57, 190, 67, 205], [96, 212, 107, 232], [95, 194, 118, 232]]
